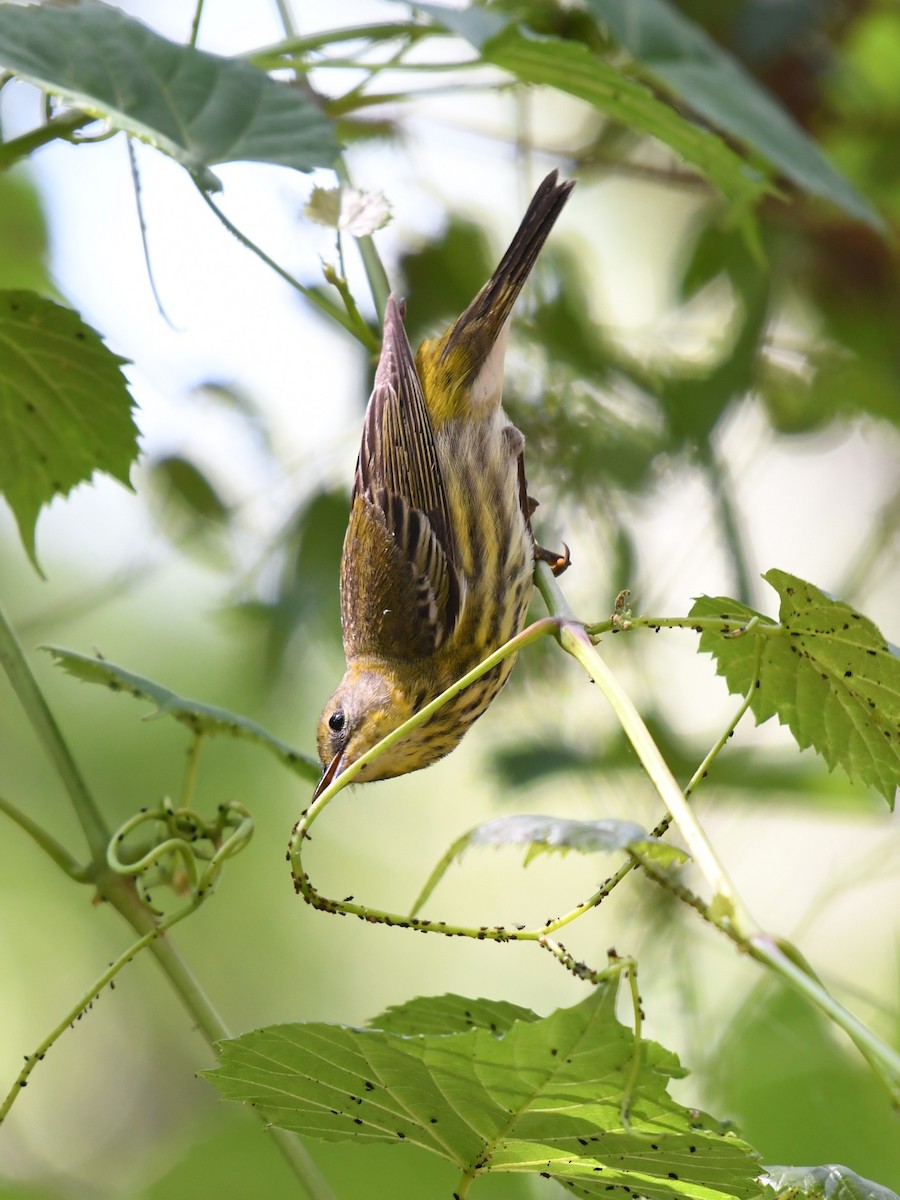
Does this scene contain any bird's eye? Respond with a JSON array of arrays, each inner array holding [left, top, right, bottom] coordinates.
[[328, 709, 346, 733]]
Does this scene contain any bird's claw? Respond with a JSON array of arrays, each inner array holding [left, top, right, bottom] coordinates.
[[535, 541, 571, 576]]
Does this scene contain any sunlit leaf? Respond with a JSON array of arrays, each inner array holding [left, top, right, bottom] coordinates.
[[44, 646, 319, 781], [0, 0, 339, 188], [205, 986, 761, 1198], [692, 571, 900, 806], [0, 289, 136, 572], [410, 814, 687, 916], [762, 1165, 899, 1200], [373, 993, 537, 1037]]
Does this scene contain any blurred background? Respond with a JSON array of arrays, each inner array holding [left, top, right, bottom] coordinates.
[[0, 0, 898, 1196]]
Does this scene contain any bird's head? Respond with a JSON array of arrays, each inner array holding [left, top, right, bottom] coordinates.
[[314, 667, 419, 798]]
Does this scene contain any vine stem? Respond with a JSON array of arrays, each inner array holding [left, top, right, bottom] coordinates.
[[634, 855, 900, 1104], [111, 884, 336, 1197], [0, 606, 335, 1200], [0, 793, 88, 881], [193, 185, 379, 353], [0, 603, 109, 862], [534, 565, 755, 938], [746, 935, 900, 1103], [0, 110, 94, 171]]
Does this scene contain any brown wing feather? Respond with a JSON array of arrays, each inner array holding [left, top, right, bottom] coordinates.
[[343, 296, 462, 658]]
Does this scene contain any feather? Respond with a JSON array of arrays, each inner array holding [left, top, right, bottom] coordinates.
[[342, 297, 463, 657]]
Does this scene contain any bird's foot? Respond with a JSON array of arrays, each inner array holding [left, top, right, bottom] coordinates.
[[534, 541, 571, 576]]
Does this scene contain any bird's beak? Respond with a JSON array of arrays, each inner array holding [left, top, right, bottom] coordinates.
[[312, 749, 347, 801]]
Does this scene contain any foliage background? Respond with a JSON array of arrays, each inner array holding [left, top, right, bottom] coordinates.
[[0, 1, 898, 1196]]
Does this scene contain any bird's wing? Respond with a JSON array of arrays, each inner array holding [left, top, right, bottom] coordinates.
[[342, 296, 462, 659]]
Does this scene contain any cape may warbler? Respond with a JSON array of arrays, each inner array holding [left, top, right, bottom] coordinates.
[[315, 170, 574, 797]]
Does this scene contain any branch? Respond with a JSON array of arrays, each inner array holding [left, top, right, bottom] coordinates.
[[0, 604, 109, 863]]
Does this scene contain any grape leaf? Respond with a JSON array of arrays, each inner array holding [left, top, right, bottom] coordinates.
[[692, 571, 900, 806], [44, 646, 319, 781], [762, 1164, 899, 1200], [410, 814, 688, 917], [0, 0, 339, 188], [205, 986, 762, 1199], [586, 0, 883, 231], [0, 290, 137, 571]]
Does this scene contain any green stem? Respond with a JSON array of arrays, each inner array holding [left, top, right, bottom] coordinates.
[[0, 887, 200, 1124], [700, 441, 755, 606], [106, 881, 336, 1199], [272, 0, 298, 39], [0, 608, 333, 1196], [127, 137, 178, 330], [0, 110, 94, 171], [334, 158, 390, 326], [635, 851, 900, 1105], [248, 23, 432, 66], [194, 185, 379, 353], [535, 564, 755, 938], [747, 935, 900, 1105], [684, 634, 761, 798], [181, 735, 205, 809], [586, 613, 773, 637], [455, 1167, 476, 1198], [188, 0, 206, 47], [0, 793, 88, 881], [0, 604, 109, 862]]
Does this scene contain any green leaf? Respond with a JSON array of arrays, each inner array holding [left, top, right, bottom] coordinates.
[[762, 1165, 899, 1200], [464, 813, 688, 866], [0, 289, 137, 571], [145, 454, 231, 567], [691, 572, 900, 806], [709, 983, 900, 1185], [0, 0, 339, 188], [205, 986, 761, 1198], [412, 2, 509, 49], [148, 454, 229, 524], [410, 814, 687, 917], [0, 171, 52, 294], [586, 0, 883, 231], [43, 646, 319, 782], [482, 29, 769, 215], [372, 994, 537, 1037]]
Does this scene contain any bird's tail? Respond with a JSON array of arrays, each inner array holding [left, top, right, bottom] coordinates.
[[418, 169, 574, 419]]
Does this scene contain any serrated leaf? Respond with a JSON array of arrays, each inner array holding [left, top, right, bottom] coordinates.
[[0, 289, 137, 571], [691, 572, 900, 806], [0, 1, 339, 187], [411, 815, 687, 916], [371, 994, 537, 1037], [43, 646, 319, 781], [205, 986, 761, 1199], [586, 0, 883, 231], [762, 1165, 899, 1200], [482, 29, 770, 215]]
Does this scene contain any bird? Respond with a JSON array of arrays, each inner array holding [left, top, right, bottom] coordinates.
[[314, 170, 574, 799]]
